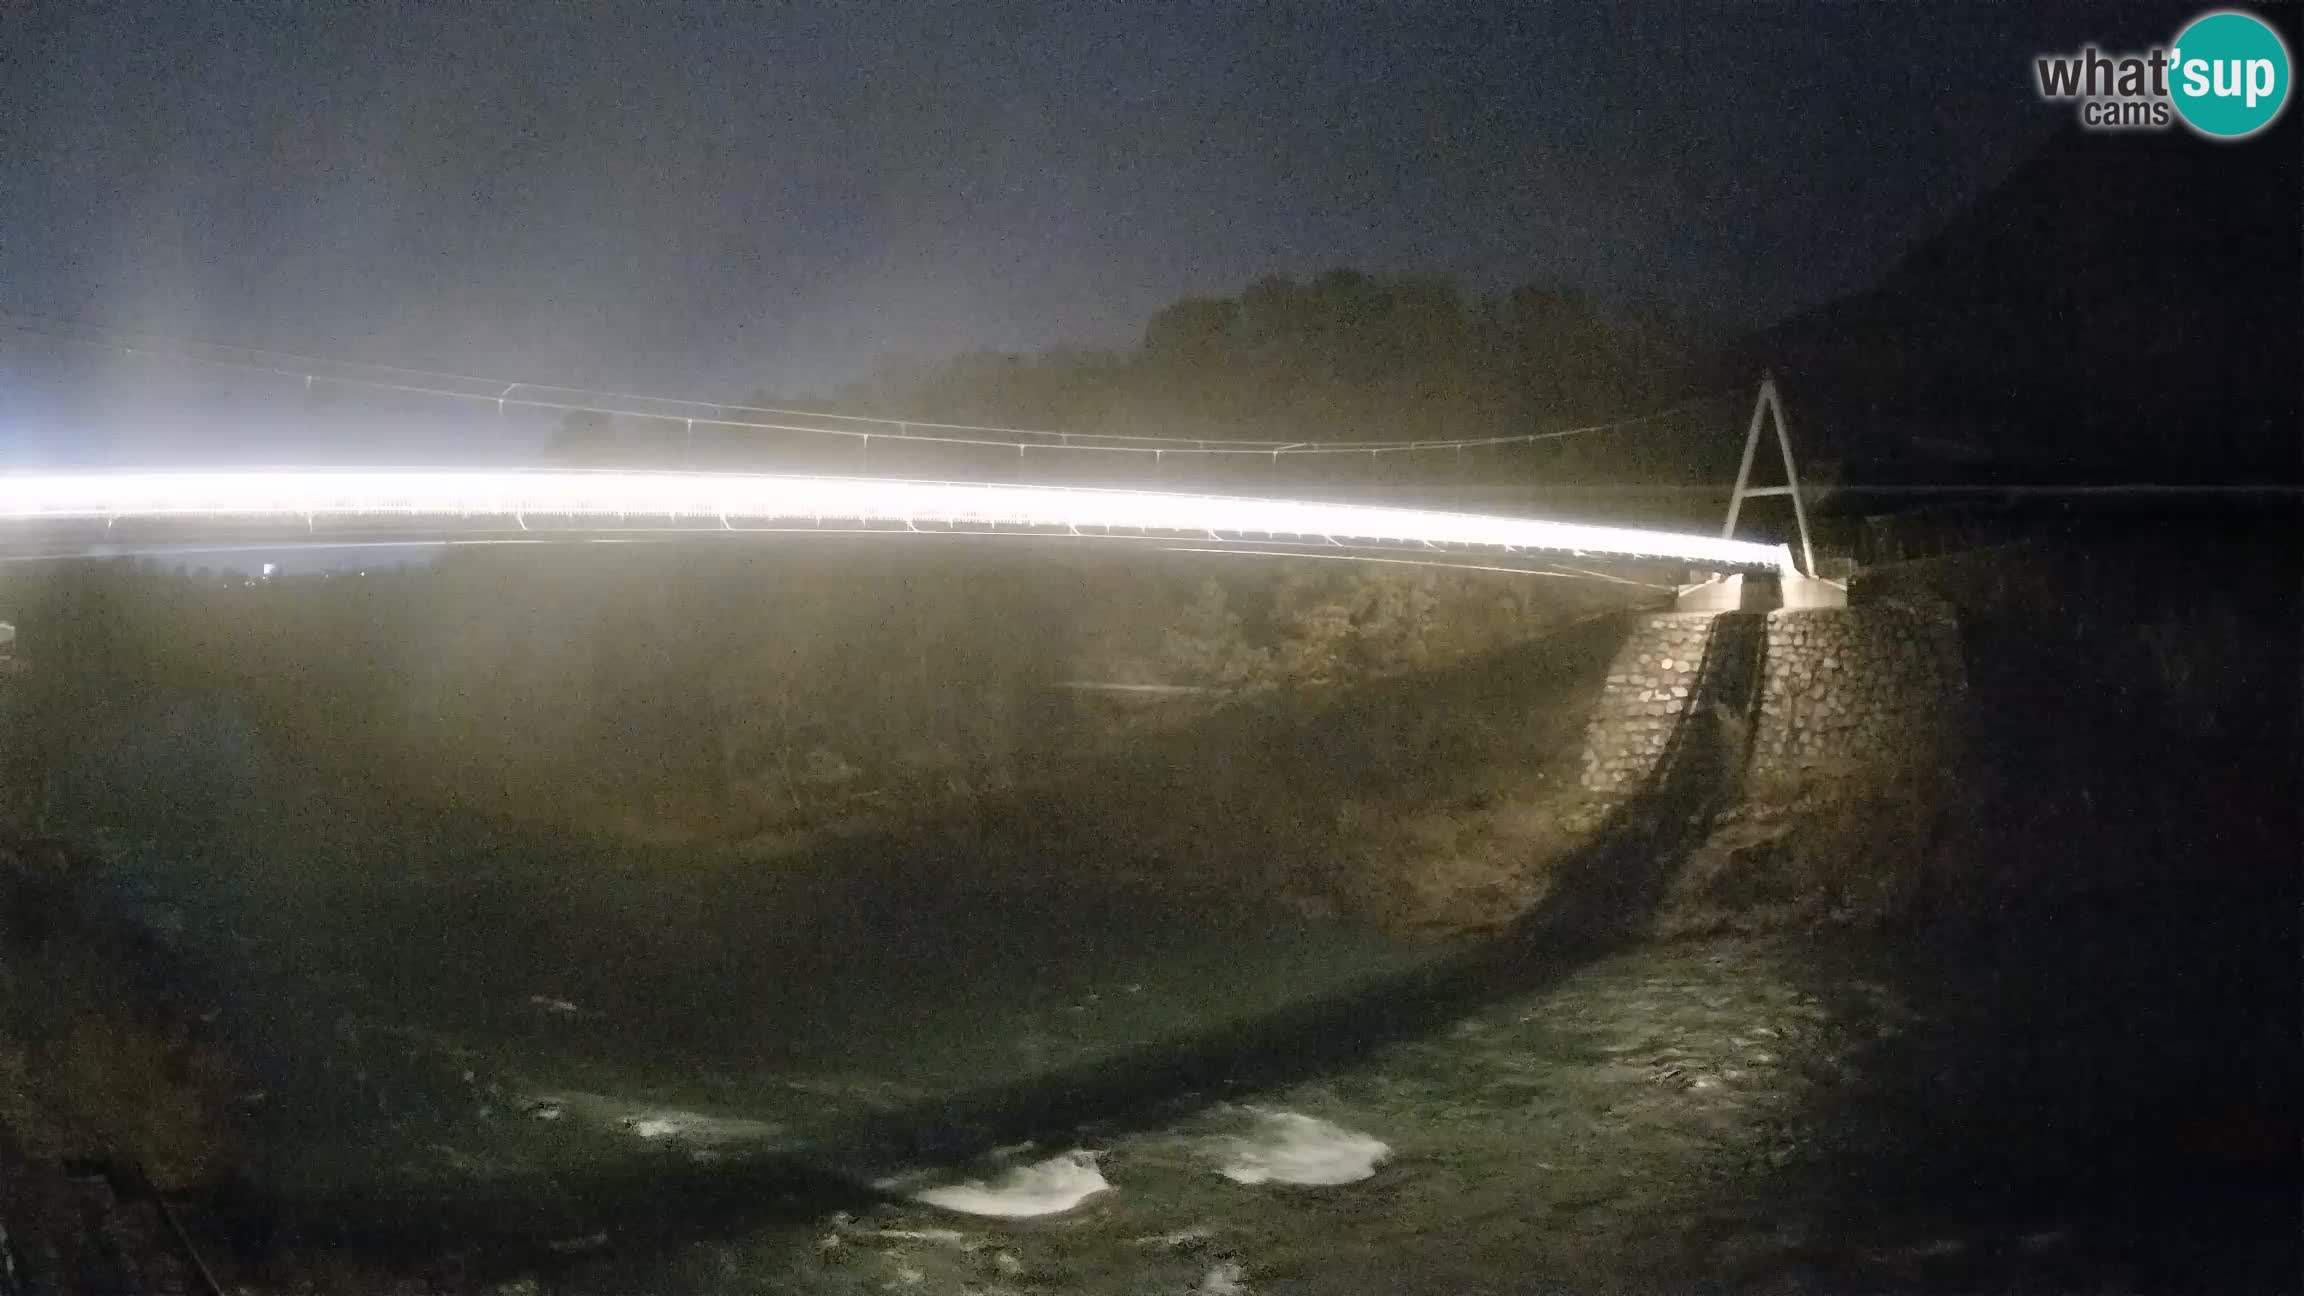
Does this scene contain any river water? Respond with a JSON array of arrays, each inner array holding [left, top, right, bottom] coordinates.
[[47, 714, 2300, 1296]]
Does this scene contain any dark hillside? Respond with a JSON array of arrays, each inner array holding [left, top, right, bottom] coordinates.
[[1731, 117, 2300, 490]]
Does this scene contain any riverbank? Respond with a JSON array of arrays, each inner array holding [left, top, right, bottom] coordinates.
[[2, 526, 2293, 1292], [3, 744, 2293, 1294]]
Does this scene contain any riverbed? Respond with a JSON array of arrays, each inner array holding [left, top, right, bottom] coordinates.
[[53, 763, 2291, 1296]]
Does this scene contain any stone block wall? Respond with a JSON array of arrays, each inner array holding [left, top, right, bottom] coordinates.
[[1578, 613, 1715, 795], [1577, 602, 1964, 799], [1748, 601, 1964, 785]]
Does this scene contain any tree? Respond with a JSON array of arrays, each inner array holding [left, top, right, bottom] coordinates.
[[813, 266, 1689, 474], [1504, 282, 1621, 425], [1158, 579, 1271, 691], [1142, 298, 1240, 369]]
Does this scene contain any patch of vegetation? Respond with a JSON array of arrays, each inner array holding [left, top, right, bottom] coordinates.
[[1, 841, 241, 1191], [1, 548, 1646, 855]]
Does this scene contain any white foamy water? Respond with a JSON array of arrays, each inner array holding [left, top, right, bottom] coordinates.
[[617, 1108, 783, 1143], [526, 1092, 783, 1146], [1215, 1110, 1390, 1185], [1197, 1260, 1251, 1294], [912, 1150, 1112, 1218]]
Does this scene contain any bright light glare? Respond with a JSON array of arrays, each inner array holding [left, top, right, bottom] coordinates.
[[0, 470, 1791, 571]]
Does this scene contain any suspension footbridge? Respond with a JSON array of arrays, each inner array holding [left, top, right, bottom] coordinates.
[[0, 319, 1808, 578]]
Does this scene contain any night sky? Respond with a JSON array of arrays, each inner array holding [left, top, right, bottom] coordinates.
[[0, 0, 2236, 461]]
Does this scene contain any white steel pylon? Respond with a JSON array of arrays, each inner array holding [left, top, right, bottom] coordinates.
[[1722, 373, 1816, 578]]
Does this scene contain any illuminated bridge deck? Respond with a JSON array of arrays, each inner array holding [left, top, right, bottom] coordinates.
[[0, 469, 1793, 573]]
